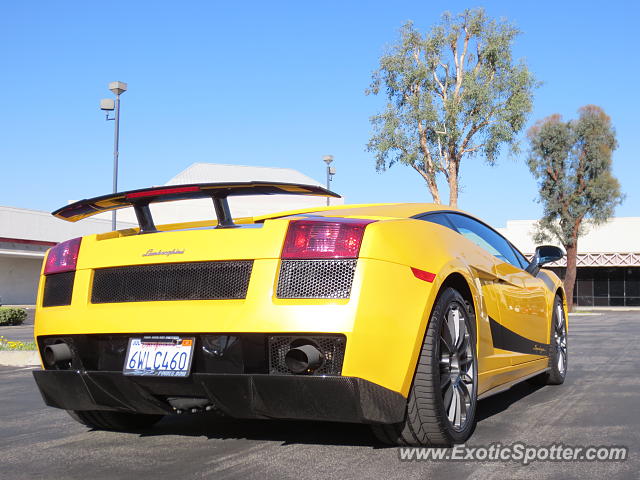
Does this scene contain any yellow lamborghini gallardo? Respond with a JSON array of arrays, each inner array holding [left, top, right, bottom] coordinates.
[[33, 182, 568, 446]]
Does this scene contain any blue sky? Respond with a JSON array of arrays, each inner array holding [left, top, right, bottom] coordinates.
[[1, 0, 638, 227]]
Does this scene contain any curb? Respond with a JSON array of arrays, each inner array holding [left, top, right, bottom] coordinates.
[[0, 350, 40, 367]]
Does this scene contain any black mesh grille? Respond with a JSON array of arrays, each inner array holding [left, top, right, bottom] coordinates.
[[268, 335, 346, 375], [91, 261, 253, 303], [276, 259, 357, 299], [42, 272, 75, 307]]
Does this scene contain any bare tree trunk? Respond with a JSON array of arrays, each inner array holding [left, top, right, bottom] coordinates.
[[416, 123, 441, 204], [427, 176, 441, 204], [447, 157, 459, 207], [413, 165, 441, 204], [448, 172, 458, 207], [564, 241, 578, 312]]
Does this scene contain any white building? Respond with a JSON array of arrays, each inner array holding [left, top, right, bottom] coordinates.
[[0, 207, 137, 305], [498, 218, 640, 307], [0, 163, 342, 305], [97, 163, 342, 226]]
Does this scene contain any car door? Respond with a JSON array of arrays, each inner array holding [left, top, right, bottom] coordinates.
[[504, 242, 550, 361], [445, 214, 549, 366], [418, 212, 512, 374]]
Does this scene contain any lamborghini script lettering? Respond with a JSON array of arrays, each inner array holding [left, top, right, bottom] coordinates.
[[142, 248, 185, 257]]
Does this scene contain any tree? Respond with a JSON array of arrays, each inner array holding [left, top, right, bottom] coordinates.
[[527, 105, 623, 311], [366, 8, 537, 207]]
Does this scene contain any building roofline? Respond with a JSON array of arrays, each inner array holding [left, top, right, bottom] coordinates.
[[0, 237, 57, 247]]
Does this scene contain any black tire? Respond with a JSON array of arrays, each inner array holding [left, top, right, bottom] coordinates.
[[68, 410, 163, 431], [371, 287, 478, 446], [530, 295, 567, 386]]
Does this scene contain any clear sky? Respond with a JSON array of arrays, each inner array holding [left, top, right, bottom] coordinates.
[[1, 0, 638, 227]]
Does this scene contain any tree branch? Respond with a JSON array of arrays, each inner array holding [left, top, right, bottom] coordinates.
[[417, 121, 440, 179], [433, 70, 446, 99], [460, 143, 485, 155], [472, 42, 482, 75], [575, 149, 587, 195], [453, 26, 470, 100], [440, 62, 450, 100], [459, 120, 488, 155], [410, 161, 441, 204]]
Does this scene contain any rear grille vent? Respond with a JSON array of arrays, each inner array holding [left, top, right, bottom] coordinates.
[[91, 261, 253, 303], [43, 272, 75, 307], [276, 259, 357, 299]]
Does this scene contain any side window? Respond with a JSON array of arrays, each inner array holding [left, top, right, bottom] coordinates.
[[417, 212, 456, 231], [447, 214, 522, 268], [510, 245, 530, 270]]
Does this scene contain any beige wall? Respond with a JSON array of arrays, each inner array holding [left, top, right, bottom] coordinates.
[[0, 256, 43, 305]]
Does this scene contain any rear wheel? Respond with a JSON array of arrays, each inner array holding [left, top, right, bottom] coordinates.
[[68, 410, 163, 431], [371, 287, 478, 446]]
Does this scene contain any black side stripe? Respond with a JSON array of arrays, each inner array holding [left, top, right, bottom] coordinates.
[[489, 316, 549, 356]]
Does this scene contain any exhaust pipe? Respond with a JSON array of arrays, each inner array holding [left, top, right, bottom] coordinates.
[[167, 397, 210, 414], [43, 342, 72, 367], [285, 344, 324, 374]]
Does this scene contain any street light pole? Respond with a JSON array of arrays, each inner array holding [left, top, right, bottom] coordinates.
[[101, 81, 127, 231], [322, 155, 335, 206], [112, 92, 121, 230]]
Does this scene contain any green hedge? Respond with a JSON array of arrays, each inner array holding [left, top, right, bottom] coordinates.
[[0, 307, 27, 326]]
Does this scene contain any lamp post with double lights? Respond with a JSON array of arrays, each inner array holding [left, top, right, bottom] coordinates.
[[100, 81, 127, 230]]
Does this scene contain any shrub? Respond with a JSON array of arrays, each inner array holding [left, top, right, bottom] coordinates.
[[0, 307, 27, 326]]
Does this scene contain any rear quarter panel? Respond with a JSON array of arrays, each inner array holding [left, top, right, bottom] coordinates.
[[538, 268, 569, 338], [357, 218, 559, 395], [356, 219, 493, 394]]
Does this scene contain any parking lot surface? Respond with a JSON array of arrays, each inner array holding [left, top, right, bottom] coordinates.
[[0, 307, 35, 343], [1, 312, 638, 479]]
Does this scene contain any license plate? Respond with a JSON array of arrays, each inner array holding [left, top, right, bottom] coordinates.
[[123, 336, 195, 377]]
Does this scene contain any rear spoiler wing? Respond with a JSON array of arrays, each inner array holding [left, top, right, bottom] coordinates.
[[53, 182, 340, 232]]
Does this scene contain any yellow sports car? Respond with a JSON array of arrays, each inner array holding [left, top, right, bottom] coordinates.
[[33, 182, 567, 446]]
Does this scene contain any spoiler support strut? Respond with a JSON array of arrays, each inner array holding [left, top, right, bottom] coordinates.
[[133, 203, 158, 234], [212, 196, 235, 228]]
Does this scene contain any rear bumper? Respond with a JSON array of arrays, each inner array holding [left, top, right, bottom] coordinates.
[[35, 257, 436, 397], [32, 369, 406, 424]]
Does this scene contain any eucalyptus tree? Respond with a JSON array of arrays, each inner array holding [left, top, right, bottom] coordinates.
[[367, 8, 537, 207], [527, 106, 623, 311]]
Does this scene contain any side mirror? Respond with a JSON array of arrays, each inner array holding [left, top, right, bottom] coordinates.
[[526, 245, 564, 275]]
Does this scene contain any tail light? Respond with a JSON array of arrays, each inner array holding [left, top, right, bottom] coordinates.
[[281, 218, 375, 259], [125, 185, 201, 199], [44, 237, 82, 275]]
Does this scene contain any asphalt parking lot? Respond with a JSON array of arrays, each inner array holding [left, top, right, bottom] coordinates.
[[1, 307, 35, 343], [1, 312, 638, 479]]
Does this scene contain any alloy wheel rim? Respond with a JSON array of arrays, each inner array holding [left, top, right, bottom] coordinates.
[[439, 304, 474, 432], [555, 303, 567, 375]]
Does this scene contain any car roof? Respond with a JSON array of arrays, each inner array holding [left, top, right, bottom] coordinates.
[[254, 202, 476, 222]]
